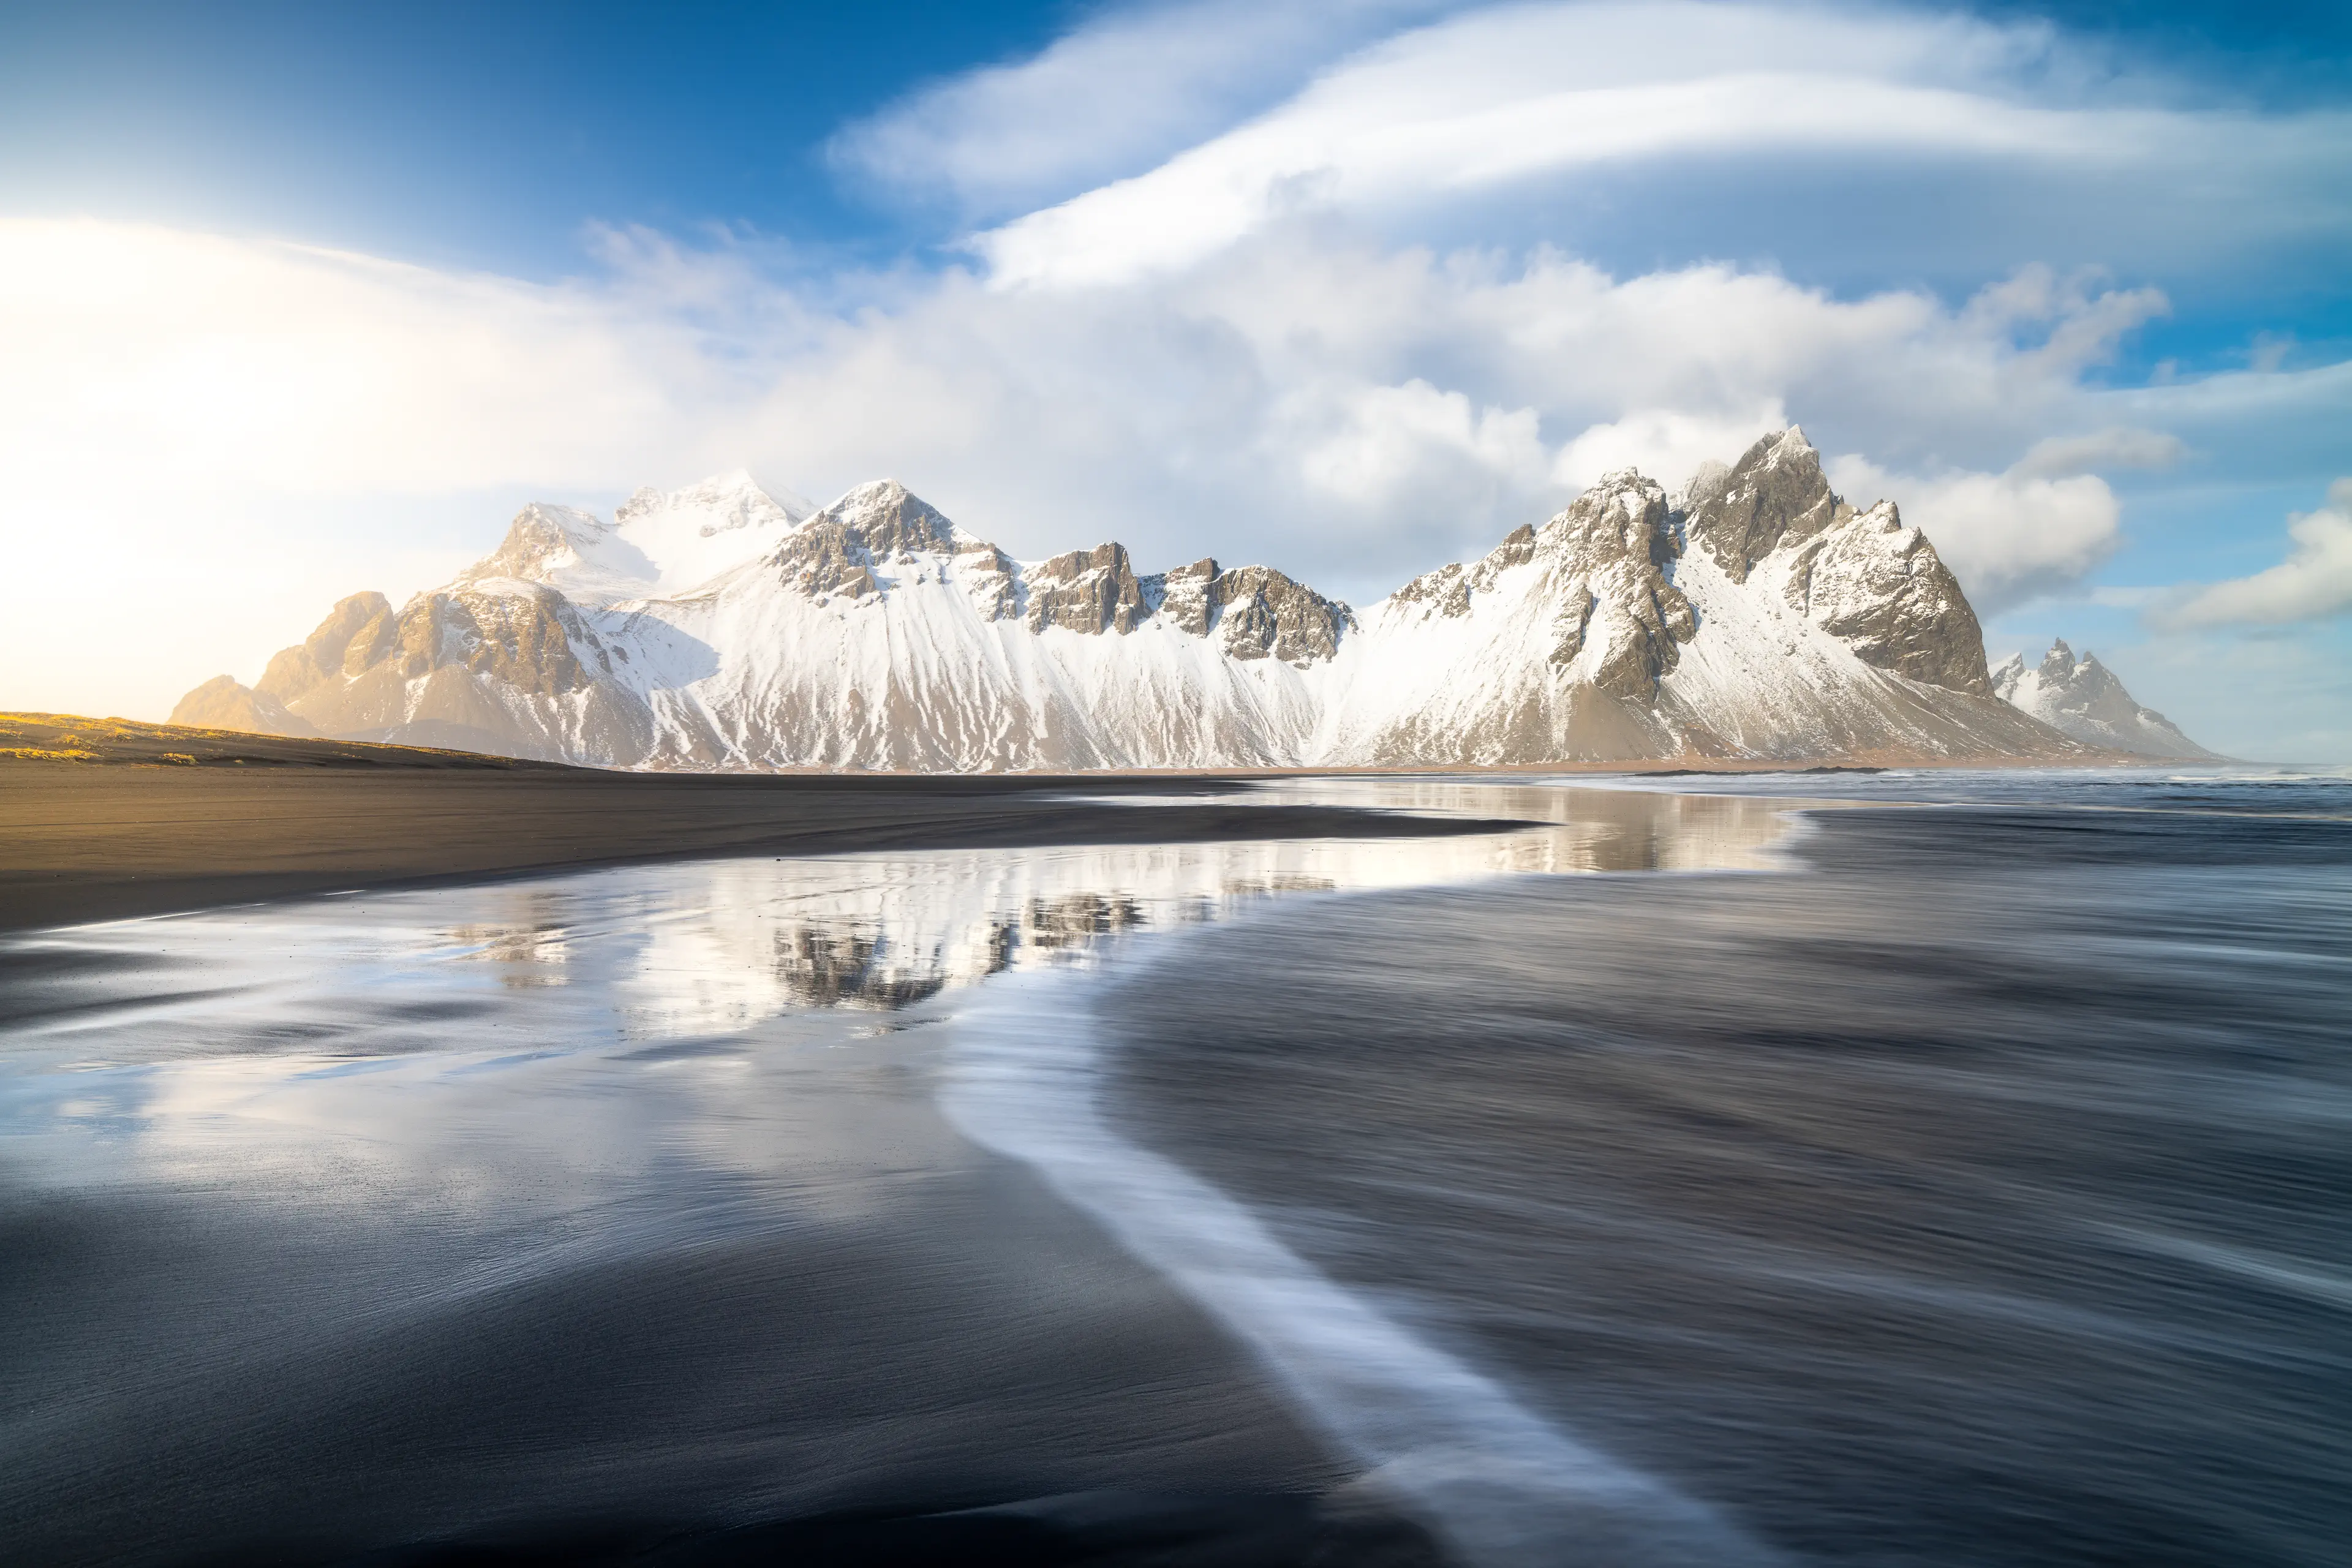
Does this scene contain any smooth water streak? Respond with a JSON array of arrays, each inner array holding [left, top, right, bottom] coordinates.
[[945, 959, 1778, 1567]]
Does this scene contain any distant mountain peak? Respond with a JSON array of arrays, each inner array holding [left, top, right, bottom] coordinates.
[[1994, 639, 2216, 760]]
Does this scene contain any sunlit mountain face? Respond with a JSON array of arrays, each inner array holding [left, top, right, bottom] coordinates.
[[175, 430, 2190, 769]]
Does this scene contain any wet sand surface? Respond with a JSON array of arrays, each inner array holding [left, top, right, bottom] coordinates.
[[1107, 791, 2352, 1566], [3, 786, 1774, 1567], [4, 772, 2346, 1566]]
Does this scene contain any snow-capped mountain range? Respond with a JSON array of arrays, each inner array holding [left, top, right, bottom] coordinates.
[[1992, 639, 2215, 760], [173, 428, 2200, 770]]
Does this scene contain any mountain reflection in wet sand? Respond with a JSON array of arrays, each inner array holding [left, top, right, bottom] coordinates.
[[0, 782, 1811, 1568]]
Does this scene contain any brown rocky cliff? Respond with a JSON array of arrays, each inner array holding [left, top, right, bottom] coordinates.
[[1024, 542, 1152, 634], [1684, 428, 1991, 696]]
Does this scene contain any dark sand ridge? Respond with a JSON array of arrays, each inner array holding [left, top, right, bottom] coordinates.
[[1, 714, 1548, 934]]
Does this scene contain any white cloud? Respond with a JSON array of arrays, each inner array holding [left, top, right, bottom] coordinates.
[[2163, 481, 2352, 628], [0, 216, 771, 497], [1298, 379, 1549, 511], [972, 1, 2352, 289], [2011, 426, 2184, 479], [1553, 403, 1789, 492], [829, 0, 1453, 220], [0, 211, 2264, 717], [0, 217, 781, 718]]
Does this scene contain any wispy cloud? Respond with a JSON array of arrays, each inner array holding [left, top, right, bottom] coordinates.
[[2161, 481, 2352, 628], [828, 0, 1457, 222], [2010, 427, 2184, 480], [970, 1, 2352, 290]]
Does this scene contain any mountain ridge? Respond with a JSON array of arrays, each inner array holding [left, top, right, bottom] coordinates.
[[172, 429, 2187, 771]]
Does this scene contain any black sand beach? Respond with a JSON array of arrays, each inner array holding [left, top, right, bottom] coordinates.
[[3, 743, 2346, 1567]]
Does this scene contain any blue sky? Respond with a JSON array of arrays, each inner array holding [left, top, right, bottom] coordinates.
[[3, 0, 2348, 756]]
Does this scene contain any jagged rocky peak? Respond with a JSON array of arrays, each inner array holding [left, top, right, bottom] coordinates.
[[814, 479, 959, 553], [1992, 639, 2215, 760], [1210, 565, 1352, 663], [258, 579, 603, 711], [169, 674, 317, 737], [255, 590, 398, 700], [1155, 558, 1221, 635], [1387, 468, 1692, 701], [1541, 469, 1696, 699], [1678, 429, 1991, 697], [1683, 426, 1844, 582], [1025, 541, 1151, 635], [763, 481, 1352, 657], [466, 503, 611, 586], [1138, 556, 1352, 661], [1776, 495, 1990, 696], [391, 581, 605, 702], [776, 480, 962, 600]]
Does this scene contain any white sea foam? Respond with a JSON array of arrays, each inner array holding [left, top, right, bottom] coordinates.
[[943, 955, 1776, 1567]]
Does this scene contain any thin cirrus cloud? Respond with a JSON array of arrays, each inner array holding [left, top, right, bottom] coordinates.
[[966, 1, 2352, 290], [827, 0, 1464, 221]]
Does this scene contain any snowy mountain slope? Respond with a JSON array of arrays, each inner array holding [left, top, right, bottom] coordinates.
[[459, 471, 814, 606], [1314, 434, 2064, 764], [1992, 640, 2216, 760], [176, 432, 2097, 769]]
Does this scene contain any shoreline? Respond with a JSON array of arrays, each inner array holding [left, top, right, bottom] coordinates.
[[0, 764, 1551, 935], [0, 710, 2155, 936]]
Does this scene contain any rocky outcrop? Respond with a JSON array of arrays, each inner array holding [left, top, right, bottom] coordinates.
[[1684, 429, 1845, 582], [1152, 559, 1221, 635], [463, 504, 612, 587], [1692, 429, 1991, 696], [1205, 565, 1352, 663], [168, 674, 316, 737], [1993, 640, 2215, 759], [255, 592, 398, 701], [1538, 473, 1695, 699], [389, 584, 605, 700], [775, 480, 960, 601], [1025, 543, 1152, 634], [1784, 500, 1990, 696], [179, 431, 2095, 770], [1139, 558, 1351, 661]]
